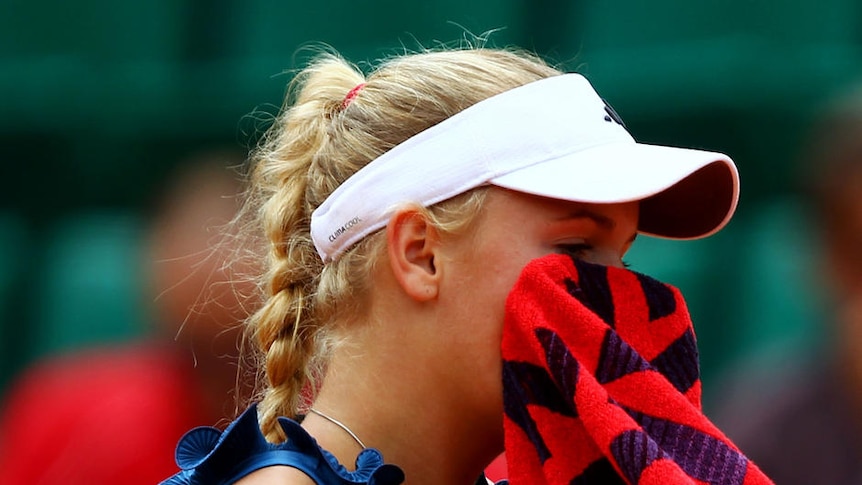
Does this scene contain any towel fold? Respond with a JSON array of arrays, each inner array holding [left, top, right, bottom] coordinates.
[[501, 254, 773, 485]]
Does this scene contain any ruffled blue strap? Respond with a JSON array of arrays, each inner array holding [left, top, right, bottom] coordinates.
[[160, 404, 404, 485]]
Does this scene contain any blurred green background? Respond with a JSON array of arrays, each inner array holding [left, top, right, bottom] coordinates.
[[1, 0, 860, 409]]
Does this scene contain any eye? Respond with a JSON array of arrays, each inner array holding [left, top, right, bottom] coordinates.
[[555, 243, 593, 259], [557, 243, 633, 270]]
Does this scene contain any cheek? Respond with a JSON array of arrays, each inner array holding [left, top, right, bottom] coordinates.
[[465, 250, 533, 322], [444, 212, 547, 342], [453, 243, 543, 364], [441, 235, 545, 430]]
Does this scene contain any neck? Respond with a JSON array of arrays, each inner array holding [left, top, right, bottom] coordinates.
[[303, 323, 502, 484]]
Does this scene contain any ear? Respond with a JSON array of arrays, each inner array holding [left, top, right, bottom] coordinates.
[[386, 208, 440, 302]]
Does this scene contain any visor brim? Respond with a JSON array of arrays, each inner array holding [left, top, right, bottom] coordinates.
[[489, 142, 739, 240]]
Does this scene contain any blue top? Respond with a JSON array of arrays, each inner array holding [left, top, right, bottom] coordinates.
[[160, 404, 405, 485]]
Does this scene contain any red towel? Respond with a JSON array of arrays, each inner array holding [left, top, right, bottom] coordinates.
[[501, 254, 773, 485]]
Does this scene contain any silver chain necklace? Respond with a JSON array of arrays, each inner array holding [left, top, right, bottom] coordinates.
[[308, 408, 367, 449]]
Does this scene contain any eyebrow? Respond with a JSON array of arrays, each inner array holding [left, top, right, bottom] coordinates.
[[561, 209, 616, 229], [561, 209, 639, 244]]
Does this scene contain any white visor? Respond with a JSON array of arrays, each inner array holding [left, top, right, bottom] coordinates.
[[310, 74, 739, 262]]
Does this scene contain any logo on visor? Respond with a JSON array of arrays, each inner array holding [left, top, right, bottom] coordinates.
[[328, 216, 362, 243], [603, 99, 626, 128]]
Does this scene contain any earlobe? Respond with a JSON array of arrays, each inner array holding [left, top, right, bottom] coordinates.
[[386, 209, 440, 302]]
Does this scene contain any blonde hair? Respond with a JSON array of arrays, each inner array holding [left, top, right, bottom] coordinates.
[[238, 46, 562, 441]]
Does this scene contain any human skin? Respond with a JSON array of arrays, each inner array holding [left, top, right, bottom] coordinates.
[[240, 187, 639, 485]]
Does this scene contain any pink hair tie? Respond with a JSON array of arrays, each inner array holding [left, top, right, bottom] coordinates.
[[341, 83, 366, 109]]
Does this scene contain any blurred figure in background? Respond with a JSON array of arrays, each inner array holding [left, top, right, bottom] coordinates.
[[0, 150, 254, 484], [714, 85, 862, 484]]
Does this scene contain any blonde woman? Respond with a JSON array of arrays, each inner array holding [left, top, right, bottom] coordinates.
[[162, 46, 744, 485]]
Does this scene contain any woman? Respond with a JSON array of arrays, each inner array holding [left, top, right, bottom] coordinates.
[[163, 46, 741, 484]]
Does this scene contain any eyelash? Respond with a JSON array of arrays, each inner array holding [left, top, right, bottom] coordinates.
[[555, 243, 631, 268], [556, 243, 592, 258]]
